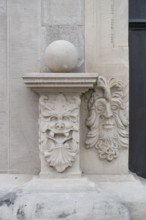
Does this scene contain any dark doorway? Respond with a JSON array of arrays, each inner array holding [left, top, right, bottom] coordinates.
[[129, 0, 146, 178]]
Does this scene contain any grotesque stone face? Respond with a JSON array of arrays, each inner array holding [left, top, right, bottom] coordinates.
[[39, 94, 80, 172], [86, 76, 128, 161], [47, 113, 76, 140]]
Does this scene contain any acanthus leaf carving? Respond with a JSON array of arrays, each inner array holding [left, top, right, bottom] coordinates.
[[85, 76, 128, 161], [39, 94, 81, 172]]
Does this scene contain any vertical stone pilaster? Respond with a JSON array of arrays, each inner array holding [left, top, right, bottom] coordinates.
[[84, 0, 129, 174]]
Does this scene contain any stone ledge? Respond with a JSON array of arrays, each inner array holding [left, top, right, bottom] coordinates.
[[0, 176, 129, 220], [87, 174, 146, 220], [23, 73, 98, 94], [0, 174, 146, 219]]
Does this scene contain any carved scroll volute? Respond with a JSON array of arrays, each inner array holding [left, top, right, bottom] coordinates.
[[39, 94, 81, 173], [85, 76, 128, 161]]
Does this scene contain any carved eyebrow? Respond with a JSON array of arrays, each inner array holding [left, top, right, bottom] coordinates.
[[43, 114, 56, 118], [49, 114, 58, 118], [62, 113, 77, 118], [95, 98, 106, 104], [62, 107, 78, 115], [111, 90, 123, 98], [111, 99, 122, 107]]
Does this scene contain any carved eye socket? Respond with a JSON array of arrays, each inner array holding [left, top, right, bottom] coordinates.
[[70, 116, 76, 121], [63, 116, 69, 121], [97, 105, 104, 111], [111, 104, 118, 111], [50, 116, 58, 121]]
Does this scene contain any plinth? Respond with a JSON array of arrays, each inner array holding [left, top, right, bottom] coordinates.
[[23, 73, 98, 177]]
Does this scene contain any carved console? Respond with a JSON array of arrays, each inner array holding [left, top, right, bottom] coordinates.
[[23, 73, 98, 176], [39, 94, 80, 173]]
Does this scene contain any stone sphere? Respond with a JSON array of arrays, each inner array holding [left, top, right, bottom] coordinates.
[[45, 40, 79, 72]]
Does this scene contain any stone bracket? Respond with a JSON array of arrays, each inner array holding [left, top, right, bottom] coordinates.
[[23, 72, 98, 176]]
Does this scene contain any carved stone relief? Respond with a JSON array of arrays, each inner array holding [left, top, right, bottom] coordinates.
[[85, 76, 128, 161], [39, 94, 81, 172]]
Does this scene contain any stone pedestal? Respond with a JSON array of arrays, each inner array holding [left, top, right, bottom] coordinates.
[[23, 73, 98, 177], [0, 176, 129, 220], [20, 72, 130, 220]]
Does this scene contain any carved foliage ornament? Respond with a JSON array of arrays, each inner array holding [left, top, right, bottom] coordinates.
[[39, 94, 80, 172], [86, 76, 128, 161]]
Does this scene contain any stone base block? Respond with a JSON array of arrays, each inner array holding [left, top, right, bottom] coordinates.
[[88, 174, 146, 220], [0, 177, 129, 220]]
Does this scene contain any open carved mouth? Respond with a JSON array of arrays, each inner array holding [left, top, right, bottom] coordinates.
[[102, 124, 114, 129], [47, 130, 73, 139]]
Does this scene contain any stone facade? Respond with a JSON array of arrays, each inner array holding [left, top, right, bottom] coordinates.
[[1, 1, 146, 220], [0, 0, 129, 176], [82, 0, 129, 174], [0, 0, 84, 174]]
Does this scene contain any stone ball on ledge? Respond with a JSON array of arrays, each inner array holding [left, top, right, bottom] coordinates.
[[45, 40, 79, 73]]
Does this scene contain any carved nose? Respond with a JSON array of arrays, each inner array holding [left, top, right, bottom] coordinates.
[[55, 122, 65, 130], [103, 103, 113, 118]]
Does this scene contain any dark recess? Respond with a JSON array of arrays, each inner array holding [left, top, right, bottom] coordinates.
[[129, 0, 146, 178]]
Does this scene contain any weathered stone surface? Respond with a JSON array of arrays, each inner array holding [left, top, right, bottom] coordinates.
[[8, 16, 41, 78], [41, 26, 84, 72], [81, 89, 129, 175], [42, 0, 84, 25], [1, 0, 144, 219], [9, 79, 40, 174], [41, 0, 85, 73], [0, 0, 6, 16], [39, 94, 81, 174], [23, 73, 98, 177], [7, 0, 41, 17], [83, 0, 129, 174], [1, 174, 146, 220], [0, 178, 130, 220], [0, 0, 42, 174], [45, 40, 79, 72], [88, 174, 146, 220], [0, 1, 8, 172], [85, 76, 128, 162], [85, 0, 128, 76], [7, 0, 41, 174]]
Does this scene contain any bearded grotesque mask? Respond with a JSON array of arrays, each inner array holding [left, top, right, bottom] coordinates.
[[39, 94, 80, 172], [85, 76, 128, 161]]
